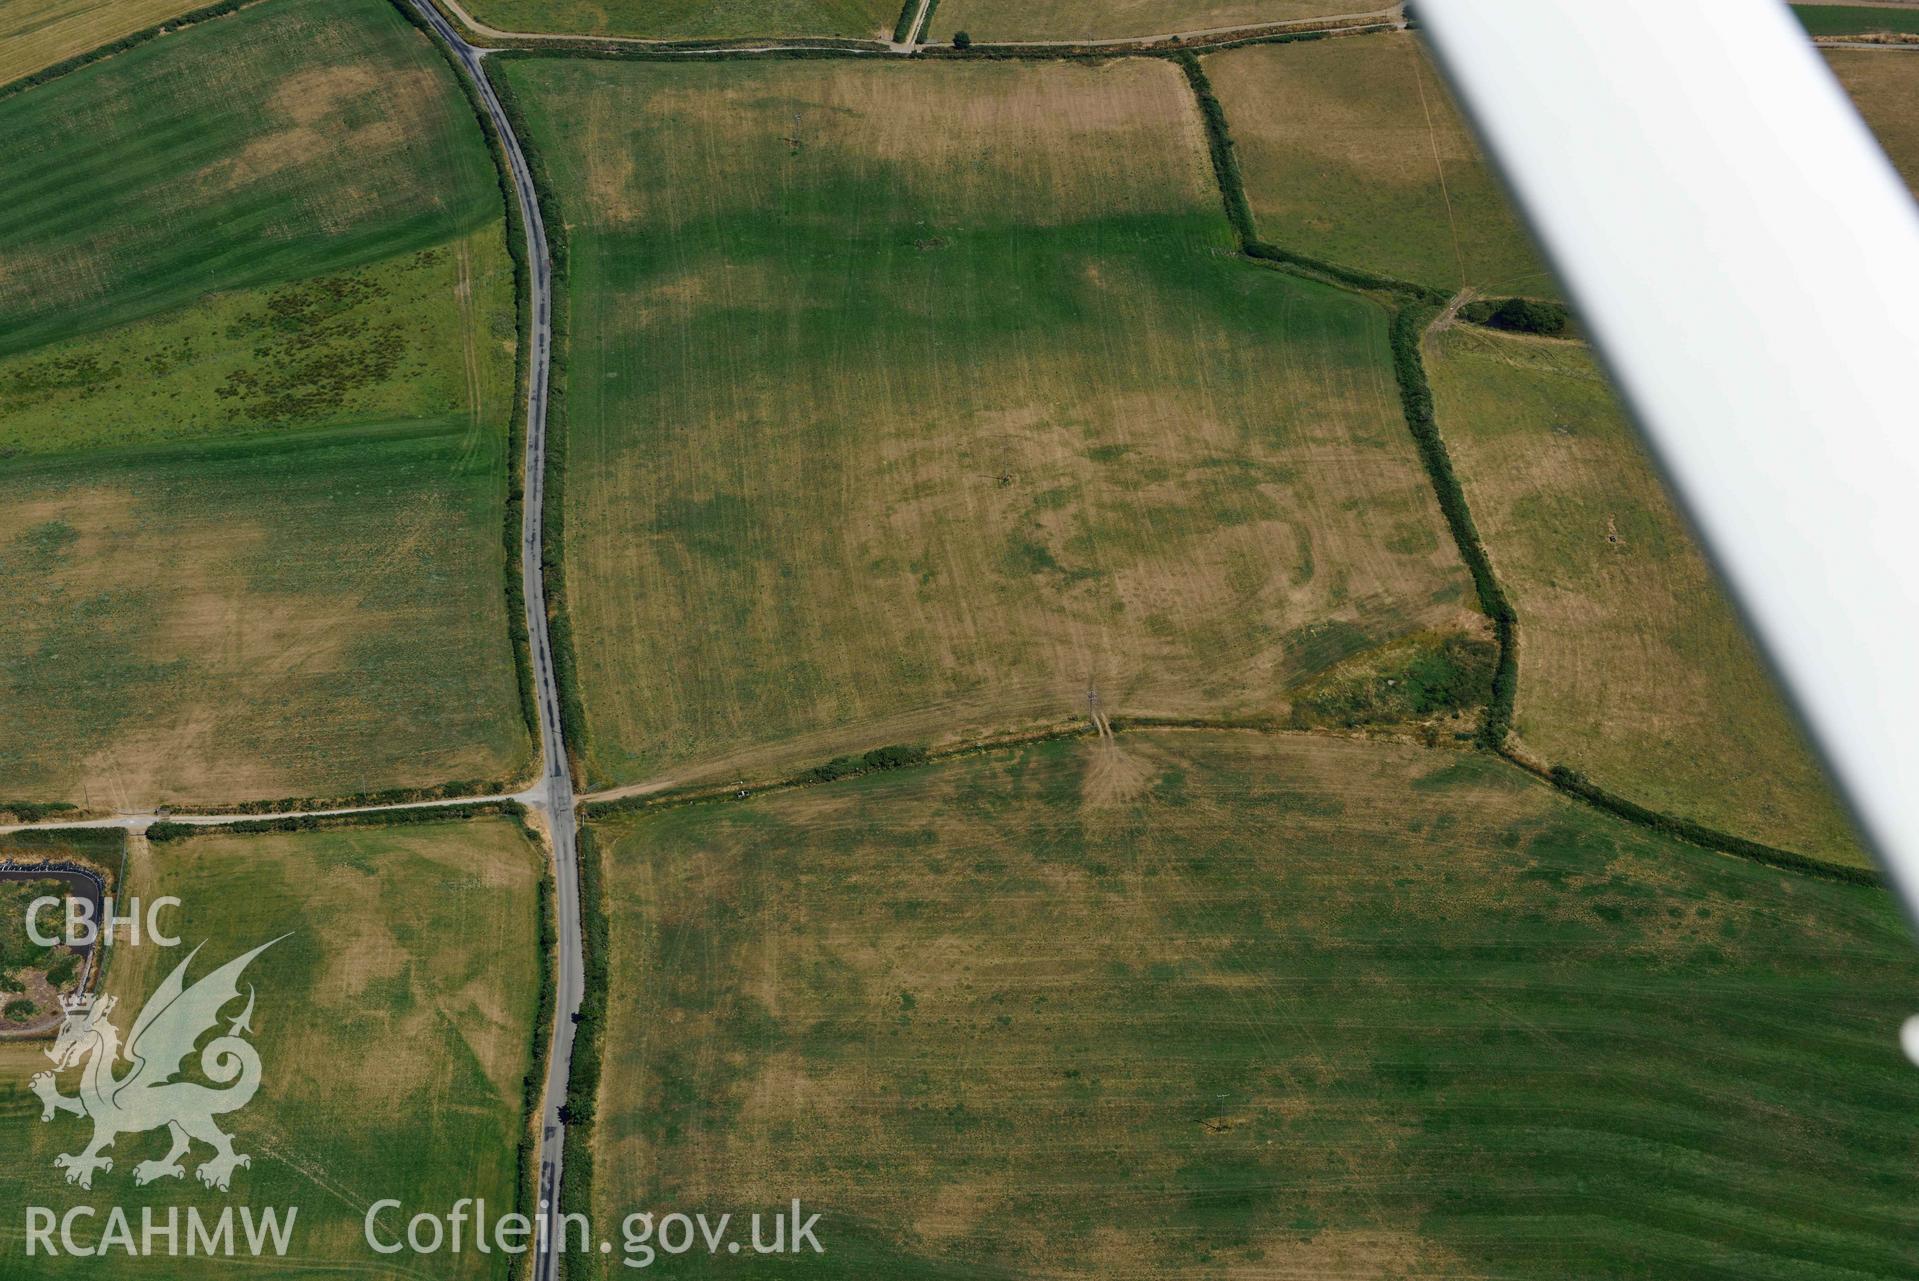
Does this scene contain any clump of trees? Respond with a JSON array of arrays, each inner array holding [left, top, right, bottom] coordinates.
[[952, 30, 972, 48], [1462, 296, 1573, 337], [801, 744, 932, 784]]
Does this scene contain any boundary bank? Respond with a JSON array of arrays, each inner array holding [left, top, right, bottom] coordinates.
[[1177, 49, 1870, 885]]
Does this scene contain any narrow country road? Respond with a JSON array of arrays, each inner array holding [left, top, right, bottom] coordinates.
[[406, 5, 582, 1278], [424, 0, 1398, 54]]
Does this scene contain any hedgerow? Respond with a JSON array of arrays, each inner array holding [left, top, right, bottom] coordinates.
[[1544, 766, 1880, 887]]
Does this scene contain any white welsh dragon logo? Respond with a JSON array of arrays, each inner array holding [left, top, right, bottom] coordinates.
[[30, 937, 284, 1192]]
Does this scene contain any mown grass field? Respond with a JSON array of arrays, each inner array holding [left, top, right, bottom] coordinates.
[[930, 0, 1345, 42], [1828, 49, 1919, 193], [0, 419, 526, 807], [1796, 4, 1919, 36], [0, 0, 530, 806], [0, 816, 544, 1278], [1205, 33, 1554, 297], [1425, 324, 1865, 867], [463, 0, 894, 39], [585, 733, 1919, 1278], [0, 0, 206, 88], [501, 56, 1481, 789], [0, 0, 501, 358]]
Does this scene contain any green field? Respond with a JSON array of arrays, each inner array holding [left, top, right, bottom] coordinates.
[[1205, 33, 1554, 297], [0, 0, 208, 88], [500, 55, 1482, 790], [460, 0, 895, 39], [0, 0, 501, 358], [0, 0, 530, 807], [585, 733, 1919, 1278], [0, 226, 515, 455], [1425, 324, 1865, 867], [1796, 3, 1919, 36], [0, 815, 544, 1277], [1, 420, 527, 807], [931, 0, 1344, 42]]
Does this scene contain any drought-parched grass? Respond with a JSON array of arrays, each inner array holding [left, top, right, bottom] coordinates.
[[0, 0, 207, 87], [1205, 33, 1554, 297], [1425, 324, 1865, 867], [1797, 4, 1919, 37], [0, 227, 516, 455], [0, 816, 544, 1278], [0, 0, 501, 358], [461, 0, 895, 39], [931, 0, 1346, 42], [500, 57, 1480, 789], [0, 419, 527, 808], [1828, 48, 1919, 193], [585, 733, 1919, 1279]]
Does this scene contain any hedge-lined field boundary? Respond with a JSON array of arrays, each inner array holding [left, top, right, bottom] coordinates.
[[1177, 51, 1516, 750], [511, 853, 558, 1281], [1540, 763, 1881, 887], [1175, 50, 1874, 886], [145, 799, 523, 841], [392, 0, 543, 762], [486, 57, 592, 783], [556, 820, 608, 1229], [0, 801, 82, 824], [1387, 303, 1520, 748], [164, 777, 512, 817]]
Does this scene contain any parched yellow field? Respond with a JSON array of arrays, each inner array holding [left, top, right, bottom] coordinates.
[[0, 0, 206, 87], [1206, 33, 1553, 297], [1828, 48, 1919, 191], [1, 420, 528, 808], [583, 733, 1919, 1278], [931, 0, 1351, 42], [0, 815, 545, 1277], [1425, 324, 1865, 867], [502, 56, 1482, 789]]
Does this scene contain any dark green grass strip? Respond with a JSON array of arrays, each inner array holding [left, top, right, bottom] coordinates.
[[1794, 4, 1919, 36], [891, 0, 918, 42]]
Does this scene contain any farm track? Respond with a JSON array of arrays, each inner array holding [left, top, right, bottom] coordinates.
[[421, 0, 1401, 54]]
